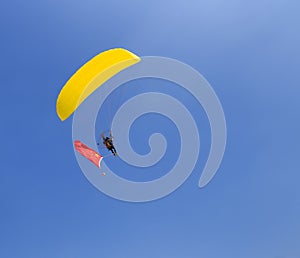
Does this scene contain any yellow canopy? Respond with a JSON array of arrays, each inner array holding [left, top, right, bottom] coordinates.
[[56, 48, 140, 121]]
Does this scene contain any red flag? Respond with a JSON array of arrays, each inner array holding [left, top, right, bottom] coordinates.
[[74, 140, 103, 168]]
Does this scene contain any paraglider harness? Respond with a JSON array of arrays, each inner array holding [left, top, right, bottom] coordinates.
[[98, 132, 117, 156]]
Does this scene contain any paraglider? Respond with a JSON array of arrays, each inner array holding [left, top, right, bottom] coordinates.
[[98, 132, 117, 156], [56, 48, 141, 174]]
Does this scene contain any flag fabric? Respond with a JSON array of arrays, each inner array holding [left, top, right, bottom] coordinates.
[[74, 140, 103, 168]]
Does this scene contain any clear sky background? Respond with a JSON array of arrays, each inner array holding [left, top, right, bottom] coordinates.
[[1, 0, 300, 257]]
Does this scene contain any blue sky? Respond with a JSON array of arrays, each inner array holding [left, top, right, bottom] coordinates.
[[1, 0, 300, 257]]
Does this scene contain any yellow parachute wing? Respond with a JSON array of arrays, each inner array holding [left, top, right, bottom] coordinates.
[[56, 48, 140, 121]]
